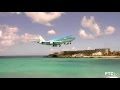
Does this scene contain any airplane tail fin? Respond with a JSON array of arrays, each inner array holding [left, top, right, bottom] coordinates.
[[39, 36, 45, 43], [30, 35, 45, 43]]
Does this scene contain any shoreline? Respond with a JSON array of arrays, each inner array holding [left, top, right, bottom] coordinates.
[[0, 55, 120, 59], [53, 56, 120, 59], [81, 56, 120, 58]]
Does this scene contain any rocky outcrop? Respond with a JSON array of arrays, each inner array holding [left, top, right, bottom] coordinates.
[[48, 54, 58, 57]]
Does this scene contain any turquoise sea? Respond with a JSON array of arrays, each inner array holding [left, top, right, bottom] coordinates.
[[0, 57, 120, 78]]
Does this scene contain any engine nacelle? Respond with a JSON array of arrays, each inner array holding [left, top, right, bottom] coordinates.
[[50, 41, 54, 44], [39, 41, 44, 44], [41, 42, 44, 44]]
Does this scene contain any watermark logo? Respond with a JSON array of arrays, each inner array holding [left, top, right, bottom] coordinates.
[[105, 72, 119, 78]]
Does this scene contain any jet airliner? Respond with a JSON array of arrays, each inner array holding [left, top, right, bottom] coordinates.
[[36, 35, 75, 47]]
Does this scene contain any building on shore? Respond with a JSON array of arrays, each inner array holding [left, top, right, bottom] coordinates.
[[60, 48, 111, 56], [95, 48, 110, 55], [92, 51, 103, 56], [48, 48, 120, 58], [49, 48, 111, 57]]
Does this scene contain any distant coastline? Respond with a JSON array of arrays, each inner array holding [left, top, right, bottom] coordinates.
[[0, 55, 48, 58], [48, 55, 120, 58], [82, 56, 120, 58], [56, 56, 120, 58], [48, 48, 120, 58], [0, 55, 120, 59], [1, 47, 120, 59]]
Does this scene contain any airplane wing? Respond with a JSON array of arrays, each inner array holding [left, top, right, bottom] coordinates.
[[52, 41, 63, 44]]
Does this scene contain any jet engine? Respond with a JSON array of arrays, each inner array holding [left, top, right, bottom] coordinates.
[[50, 41, 54, 45]]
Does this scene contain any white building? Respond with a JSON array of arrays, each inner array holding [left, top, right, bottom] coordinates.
[[92, 51, 102, 56]]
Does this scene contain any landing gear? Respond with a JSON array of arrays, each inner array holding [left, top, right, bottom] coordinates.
[[53, 42, 55, 47], [64, 42, 72, 45], [53, 43, 57, 47], [53, 44, 61, 47]]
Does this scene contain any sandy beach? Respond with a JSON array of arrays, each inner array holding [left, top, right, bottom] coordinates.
[[83, 56, 120, 58], [58, 55, 120, 59]]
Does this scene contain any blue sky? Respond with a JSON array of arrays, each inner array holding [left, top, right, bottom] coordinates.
[[0, 12, 120, 56]]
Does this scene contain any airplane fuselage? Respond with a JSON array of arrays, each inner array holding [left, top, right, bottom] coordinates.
[[37, 35, 75, 47]]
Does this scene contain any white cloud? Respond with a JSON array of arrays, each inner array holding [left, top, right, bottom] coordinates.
[[2, 12, 65, 26], [50, 48, 54, 52], [24, 12, 65, 26], [48, 30, 56, 35], [71, 47, 77, 51], [21, 33, 40, 43], [105, 26, 115, 35], [0, 25, 41, 51], [9, 12, 22, 15], [0, 25, 19, 50], [80, 16, 116, 40], [61, 48, 70, 51], [87, 47, 92, 50], [0, 31, 2, 37], [81, 16, 101, 36], [79, 29, 94, 39], [50, 48, 59, 54], [1, 40, 14, 47]]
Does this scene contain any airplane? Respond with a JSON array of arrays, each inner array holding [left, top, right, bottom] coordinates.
[[35, 35, 75, 47]]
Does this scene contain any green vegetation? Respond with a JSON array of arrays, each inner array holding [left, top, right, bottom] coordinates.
[[49, 48, 120, 58]]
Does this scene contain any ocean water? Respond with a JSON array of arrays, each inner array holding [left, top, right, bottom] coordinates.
[[0, 57, 120, 78]]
